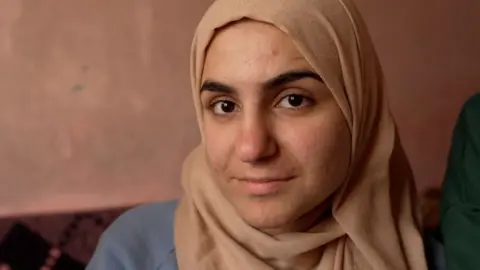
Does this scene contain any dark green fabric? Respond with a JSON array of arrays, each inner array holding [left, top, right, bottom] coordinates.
[[441, 93, 480, 270]]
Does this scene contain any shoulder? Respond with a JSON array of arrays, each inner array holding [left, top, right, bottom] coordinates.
[[464, 92, 480, 107], [461, 93, 480, 119], [87, 200, 179, 270]]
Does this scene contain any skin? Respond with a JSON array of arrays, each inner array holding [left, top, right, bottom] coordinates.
[[199, 20, 351, 235]]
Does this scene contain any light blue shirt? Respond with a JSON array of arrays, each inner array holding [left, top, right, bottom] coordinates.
[[87, 201, 178, 270], [87, 200, 445, 270]]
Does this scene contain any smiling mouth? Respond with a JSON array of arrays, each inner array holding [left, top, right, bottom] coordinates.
[[238, 176, 293, 182], [235, 176, 294, 196]]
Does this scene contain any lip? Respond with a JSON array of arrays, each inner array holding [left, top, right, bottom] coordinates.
[[235, 177, 293, 196]]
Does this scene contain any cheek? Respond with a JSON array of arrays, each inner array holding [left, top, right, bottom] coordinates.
[[281, 114, 351, 178], [203, 119, 235, 172]]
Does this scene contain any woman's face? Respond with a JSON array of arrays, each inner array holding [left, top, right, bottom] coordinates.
[[200, 21, 351, 234]]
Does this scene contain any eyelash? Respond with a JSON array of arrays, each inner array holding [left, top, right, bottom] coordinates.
[[207, 93, 314, 115]]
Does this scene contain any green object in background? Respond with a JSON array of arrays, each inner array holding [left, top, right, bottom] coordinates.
[[441, 93, 480, 270]]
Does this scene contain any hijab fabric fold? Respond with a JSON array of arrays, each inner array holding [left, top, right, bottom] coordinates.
[[174, 0, 428, 269]]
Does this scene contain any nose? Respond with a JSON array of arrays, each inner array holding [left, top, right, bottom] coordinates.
[[234, 114, 277, 163]]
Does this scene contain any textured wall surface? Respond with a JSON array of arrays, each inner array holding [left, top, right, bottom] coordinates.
[[0, 0, 207, 217], [0, 0, 479, 218], [354, 0, 480, 190]]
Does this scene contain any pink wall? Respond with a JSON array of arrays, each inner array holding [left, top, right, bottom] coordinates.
[[0, 0, 478, 217], [0, 0, 208, 217], [355, 0, 480, 190]]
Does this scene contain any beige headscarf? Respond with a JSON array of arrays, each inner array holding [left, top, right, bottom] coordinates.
[[174, 0, 428, 269]]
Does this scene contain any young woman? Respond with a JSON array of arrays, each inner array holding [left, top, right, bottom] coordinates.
[[87, 0, 441, 268]]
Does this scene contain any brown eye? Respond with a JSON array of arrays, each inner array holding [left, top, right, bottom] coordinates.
[[277, 94, 310, 109], [212, 100, 237, 115]]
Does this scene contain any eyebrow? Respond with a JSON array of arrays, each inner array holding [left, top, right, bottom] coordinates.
[[199, 69, 323, 94]]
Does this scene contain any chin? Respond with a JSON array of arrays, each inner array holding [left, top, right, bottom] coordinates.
[[232, 195, 298, 233]]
